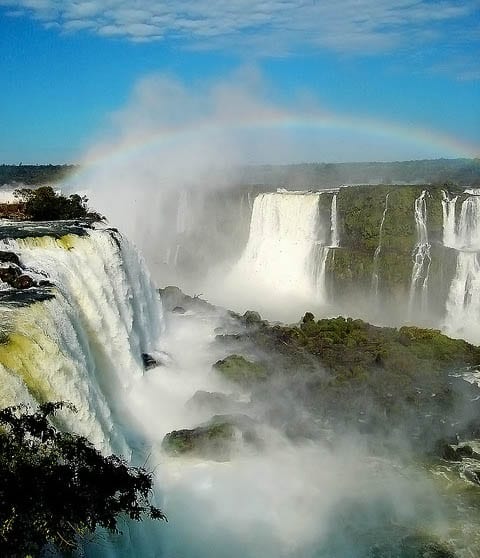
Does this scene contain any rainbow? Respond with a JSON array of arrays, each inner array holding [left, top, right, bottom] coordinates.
[[74, 108, 480, 175]]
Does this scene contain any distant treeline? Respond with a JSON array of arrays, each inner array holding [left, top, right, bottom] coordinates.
[[238, 158, 480, 188], [0, 164, 78, 186], [1, 158, 479, 188]]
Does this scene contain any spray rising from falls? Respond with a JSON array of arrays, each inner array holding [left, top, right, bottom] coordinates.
[[408, 190, 431, 319]]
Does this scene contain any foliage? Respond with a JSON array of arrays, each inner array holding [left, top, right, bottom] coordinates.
[[216, 314, 480, 447], [13, 186, 102, 221], [213, 354, 268, 385], [0, 402, 165, 557], [0, 164, 77, 186]]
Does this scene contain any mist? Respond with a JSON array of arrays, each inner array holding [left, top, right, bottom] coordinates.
[[65, 68, 462, 322]]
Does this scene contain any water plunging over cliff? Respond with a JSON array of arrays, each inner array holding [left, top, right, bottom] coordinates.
[[229, 191, 326, 307], [330, 194, 339, 248], [0, 227, 164, 455], [444, 191, 480, 342], [408, 191, 431, 318]]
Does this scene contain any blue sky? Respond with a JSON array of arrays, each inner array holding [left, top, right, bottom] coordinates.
[[0, 0, 479, 164]]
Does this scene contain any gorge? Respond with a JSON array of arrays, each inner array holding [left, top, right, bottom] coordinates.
[[1, 182, 480, 556]]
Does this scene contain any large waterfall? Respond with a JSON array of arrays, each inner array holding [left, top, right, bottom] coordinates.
[[225, 191, 331, 316], [443, 191, 480, 343], [0, 226, 164, 454]]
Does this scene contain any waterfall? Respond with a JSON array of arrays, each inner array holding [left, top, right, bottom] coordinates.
[[229, 191, 327, 307], [0, 227, 164, 455], [441, 190, 457, 248], [443, 191, 480, 342], [408, 191, 431, 318], [371, 192, 390, 297], [330, 194, 339, 248]]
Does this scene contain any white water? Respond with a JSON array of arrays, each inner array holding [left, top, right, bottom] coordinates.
[[0, 229, 164, 454], [443, 192, 480, 343], [371, 192, 390, 297], [441, 190, 457, 248], [330, 194, 339, 248], [0, 222, 468, 557], [408, 190, 431, 319], [224, 191, 327, 316]]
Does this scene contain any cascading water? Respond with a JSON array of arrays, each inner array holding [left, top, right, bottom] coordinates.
[[330, 193, 339, 248], [0, 224, 166, 556], [228, 191, 327, 310], [371, 192, 390, 297], [0, 226, 164, 453], [443, 191, 480, 343], [408, 190, 431, 319], [441, 190, 457, 248]]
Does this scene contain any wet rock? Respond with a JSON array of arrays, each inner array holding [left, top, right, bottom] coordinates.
[[0, 251, 21, 266], [439, 443, 480, 462], [162, 414, 260, 461], [172, 306, 186, 314], [142, 353, 161, 370], [213, 354, 268, 386], [0, 265, 21, 286], [159, 285, 217, 314], [464, 467, 480, 485], [243, 310, 263, 326], [13, 274, 34, 289]]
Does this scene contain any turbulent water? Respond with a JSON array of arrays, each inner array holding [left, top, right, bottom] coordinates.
[[0, 227, 164, 452], [2, 217, 480, 556]]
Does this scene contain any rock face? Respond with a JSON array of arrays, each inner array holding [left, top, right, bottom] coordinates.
[[213, 354, 268, 386], [159, 286, 216, 314], [162, 414, 259, 460], [324, 185, 458, 322]]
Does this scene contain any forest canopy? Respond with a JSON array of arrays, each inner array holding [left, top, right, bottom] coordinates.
[[0, 402, 165, 557], [13, 186, 102, 221]]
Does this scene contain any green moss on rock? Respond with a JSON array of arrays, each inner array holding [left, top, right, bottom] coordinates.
[[213, 354, 268, 385]]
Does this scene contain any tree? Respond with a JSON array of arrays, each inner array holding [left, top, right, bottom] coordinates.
[[0, 402, 165, 557], [13, 186, 103, 221]]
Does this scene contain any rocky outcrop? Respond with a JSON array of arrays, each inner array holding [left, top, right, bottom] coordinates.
[[213, 354, 268, 386], [162, 414, 260, 460]]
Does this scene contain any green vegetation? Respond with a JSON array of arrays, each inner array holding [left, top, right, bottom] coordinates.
[[326, 184, 458, 308], [213, 354, 268, 385], [162, 417, 236, 459], [0, 164, 77, 186], [216, 314, 480, 447], [240, 158, 480, 188], [13, 186, 102, 221], [0, 402, 165, 557], [162, 414, 259, 460]]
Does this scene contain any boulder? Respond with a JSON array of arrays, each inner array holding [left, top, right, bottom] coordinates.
[[142, 353, 161, 370], [172, 306, 186, 314], [14, 274, 34, 289], [0, 251, 21, 266], [162, 414, 260, 461], [213, 354, 268, 386], [0, 265, 21, 286]]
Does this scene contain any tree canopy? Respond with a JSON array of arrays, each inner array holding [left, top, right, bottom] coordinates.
[[13, 186, 102, 221], [0, 402, 165, 557]]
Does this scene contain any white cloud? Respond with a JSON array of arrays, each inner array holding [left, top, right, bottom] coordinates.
[[1, 0, 478, 59]]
